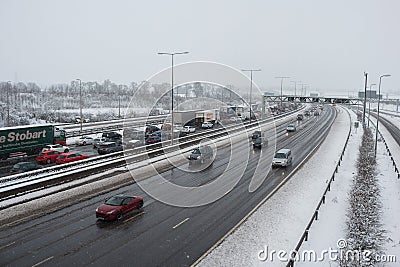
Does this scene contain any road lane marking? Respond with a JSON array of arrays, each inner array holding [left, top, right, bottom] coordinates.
[[123, 211, 145, 223], [0, 241, 15, 250], [173, 218, 190, 229], [31, 256, 54, 267]]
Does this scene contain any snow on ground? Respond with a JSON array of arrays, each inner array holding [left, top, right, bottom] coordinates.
[[374, 110, 400, 173], [295, 110, 362, 266], [58, 107, 150, 116], [198, 106, 351, 267], [380, 112, 400, 133], [375, 135, 400, 266], [374, 113, 400, 266], [381, 103, 400, 113]]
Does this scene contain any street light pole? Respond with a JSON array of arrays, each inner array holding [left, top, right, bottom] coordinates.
[[158, 51, 189, 143], [275, 76, 290, 111], [362, 72, 368, 127], [76, 79, 83, 132], [375, 74, 391, 157], [367, 83, 376, 127], [6, 81, 11, 127], [291, 80, 301, 99], [118, 85, 121, 119], [242, 69, 261, 123]]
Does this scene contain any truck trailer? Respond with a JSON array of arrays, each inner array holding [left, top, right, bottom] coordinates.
[[173, 110, 200, 126], [195, 109, 220, 125], [0, 125, 66, 160]]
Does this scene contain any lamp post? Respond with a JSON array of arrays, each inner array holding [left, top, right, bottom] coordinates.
[[76, 79, 83, 132], [367, 83, 376, 127], [118, 84, 122, 119], [6, 81, 11, 127], [375, 74, 391, 157], [275, 76, 290, 110], [362, 72, 368, 127], [291, 80, 301, 100], [158, 51, 189, 143], [242, 69, 261, 123]]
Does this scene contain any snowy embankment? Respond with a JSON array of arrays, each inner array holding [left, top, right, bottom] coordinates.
[[375, 114, 400, 266], [294, 110, 361, 266], [293, 113, 400, 266], [197, 106, 351, 266]]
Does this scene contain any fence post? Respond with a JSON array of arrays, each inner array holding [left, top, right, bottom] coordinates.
[[305, 230, 309, 241], [322, 195, 326, 204], [315, 210, 319, 220]]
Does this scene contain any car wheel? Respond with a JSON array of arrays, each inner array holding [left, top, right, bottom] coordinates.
[[46, 159, 51, 164], [64, 149, 69, 153], [137, 201, 143, 210], [116, 211, 123, 220], [83, 141, 86, 146]]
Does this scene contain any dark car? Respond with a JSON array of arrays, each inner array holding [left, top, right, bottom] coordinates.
[[251, 130, 262, 140], [36, 150, 62, 164], [10, 162, 43, 173], [253, 136, 268, 148], [145, 135, 161, 145], [97, 142, 123, 155], [188, 145, 214, 165], [102, 131, 122, 141], [96, 195, 144, 221], [304, 110, 310, 116], [145, 125, 160, 137], [314, 111, 320, 116], [297, 114, 304, 120]]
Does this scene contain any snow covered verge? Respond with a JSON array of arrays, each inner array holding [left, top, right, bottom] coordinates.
[[291, 114, 400, 267], [197, 106, 351, 267]]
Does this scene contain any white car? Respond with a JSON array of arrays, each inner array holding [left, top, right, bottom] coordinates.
[[42, 144, 70, 153], [201, 121, 214, 129], [286, 124, 296, 132], [75, 136, 94, 146], [93, 137, 108, 148], [182, 126, 196, 133]]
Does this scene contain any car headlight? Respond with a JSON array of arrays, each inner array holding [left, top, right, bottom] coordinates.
[[96, 208, 99, 212], [107, 210, 117, 214]]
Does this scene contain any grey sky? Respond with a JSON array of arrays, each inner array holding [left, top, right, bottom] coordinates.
[[1, 0, 399, 96]]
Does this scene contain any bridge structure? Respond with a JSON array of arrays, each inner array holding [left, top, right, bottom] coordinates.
[[260, 95, 400, 119]]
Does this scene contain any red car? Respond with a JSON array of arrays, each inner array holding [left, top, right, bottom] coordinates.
[[96, 195, 144, 221], [36, 150, 61, 164], [55, 152, 89, 164]]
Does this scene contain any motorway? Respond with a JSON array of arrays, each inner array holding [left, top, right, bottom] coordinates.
[[0, 106, 336, 266]]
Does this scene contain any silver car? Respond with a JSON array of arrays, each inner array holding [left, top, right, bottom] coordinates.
[[272, 149, 292, 167]]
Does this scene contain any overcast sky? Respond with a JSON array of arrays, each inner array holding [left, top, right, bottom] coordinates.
[[1, 0, 399, 97]]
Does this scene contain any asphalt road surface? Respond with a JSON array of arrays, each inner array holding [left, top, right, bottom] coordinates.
[[0, 106, 336, 266]]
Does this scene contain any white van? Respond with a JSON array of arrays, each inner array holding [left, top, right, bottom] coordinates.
[[272, 149, 292, 167]]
